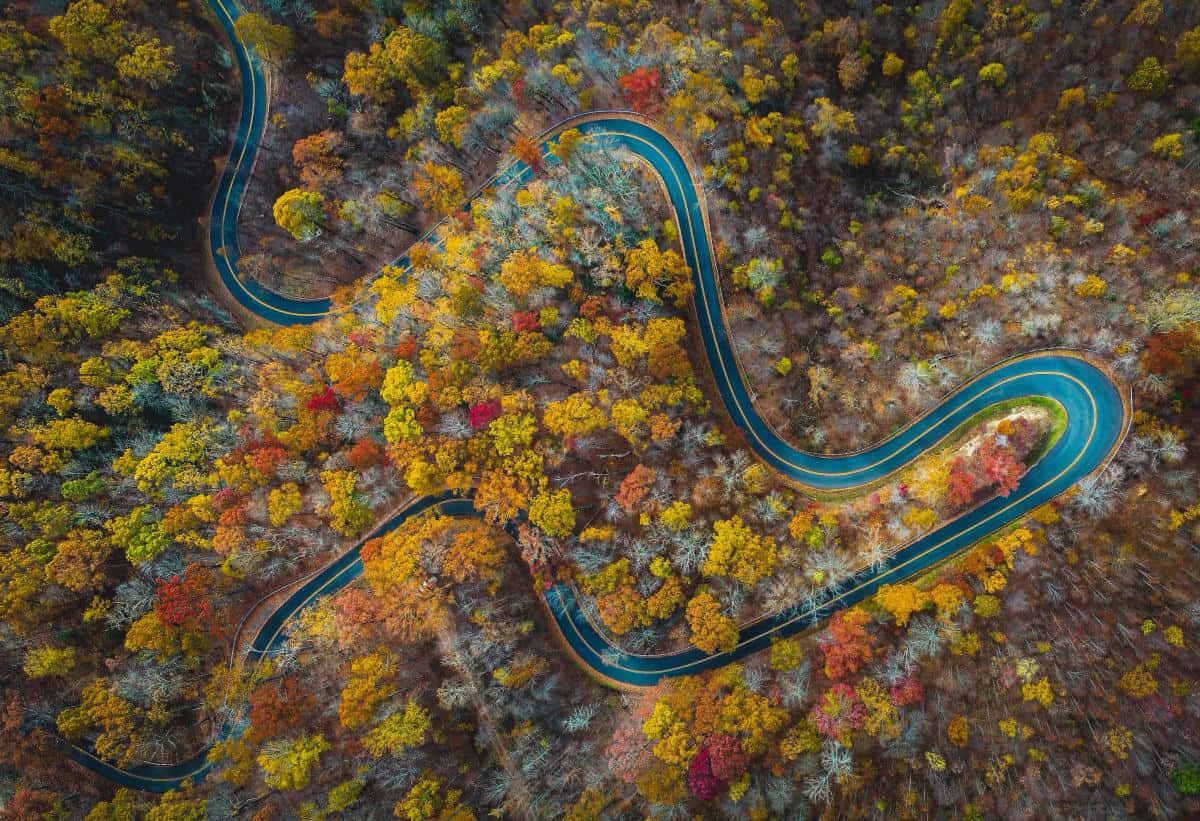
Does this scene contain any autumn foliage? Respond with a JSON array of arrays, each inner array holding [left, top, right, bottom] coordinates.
[[618, 66, 662, 113], [819, 607, 875, 680], [304, 386, 340, 412], [248, 677, 315, 743], [154, 565, 212, 631]]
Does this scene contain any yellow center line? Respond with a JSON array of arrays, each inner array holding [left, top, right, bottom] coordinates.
[[82, 41, 1128, 774]]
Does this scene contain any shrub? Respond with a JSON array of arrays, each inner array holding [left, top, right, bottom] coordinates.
[[1057, 87, 1085, 111], [1127, 57, 1168, 97], [1172, 762, 1200, 795], [1178, 27, 1200, 70], [1151, 133, 1183, 161], [978, 63, 1007, 87]]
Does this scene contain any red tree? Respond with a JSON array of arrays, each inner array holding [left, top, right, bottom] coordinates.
[[248, 677, 314, 742], [468, 398, 503, 430], [687, 746, 724, 800], [348, 438, 384, 471], [618, 67, 662, 113], [812, 683, 866, 740], [511, 135, 543, 172], [305, 385, 339, 411], [512, 311, 541, 332], [704, 733, 748, 784], [395, 335, 418, 360], [212, 487, 244, 512], [247, 441, 288, 478], [155, 565, 213, 631], [616, 464, 656, 515], [890, 674, 923, 706], [604, 710, 655, 785], [819, 607, 874, 679], [218, 503, 249, 528], [1143, 330, 1195, 377], [331, 586, 389, 649], [1003, 416, 1040, 454], [977, 437, 1025, 496], [945, 458, 978, 507], [0, 788, 61, 820], [579, 295, 608, 320]]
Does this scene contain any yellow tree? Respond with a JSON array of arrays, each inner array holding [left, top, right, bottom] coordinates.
[[719, 685, 788, 754], [56, 680, 143, 765], [363, 699, 430, 757], [435, 106, 469, 148], [413, 161, 464, 217], [624, 239, 693, 306], [702, 517, 777, 586], [529, 488, 574, 538], [233, 13, 295, 64], [116, 40, 177, 88], [267, 483, 303, 527], [339, 650, 396, 730], [686, 592, 738, 654], [343, 26, 446, 103], [395, 776, 469, 821], [929, 582, 964, 621], [497, 247, 573, 298], [473, 470, 529, 526], [543, 393, 606, 440], [642, 317, 691, 380], [257, 734, 330, 790], [875, 583, 929, 627], [1179, 27, 1200, 70], [320, 470, 372, 536], [48, 0, 127, 61], [273, 189, 326, 241], [23, 646, 76, 678], [551, 128, 585, 163], [46, 527, 109, 592], [442, 521, 505, 582]]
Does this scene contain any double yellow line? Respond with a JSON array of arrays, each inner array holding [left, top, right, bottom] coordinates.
[[73, 2, 1130, 778]]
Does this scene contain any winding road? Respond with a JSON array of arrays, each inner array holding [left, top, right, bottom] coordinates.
[[65, 0, 1131, 791]]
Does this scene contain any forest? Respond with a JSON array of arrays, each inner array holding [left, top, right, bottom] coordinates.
[[2, 0, 1200, 818]]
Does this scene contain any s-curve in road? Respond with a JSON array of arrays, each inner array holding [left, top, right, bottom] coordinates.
[[64, 0, 1130, 791]]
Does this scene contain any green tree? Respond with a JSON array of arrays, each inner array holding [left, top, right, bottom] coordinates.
[[107, 505, 170, 564], [1172, 762, 1200, 795], [325, 780, 366, 815]]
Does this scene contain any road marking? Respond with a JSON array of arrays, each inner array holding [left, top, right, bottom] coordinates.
[[71, 1, 1129, 788]]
